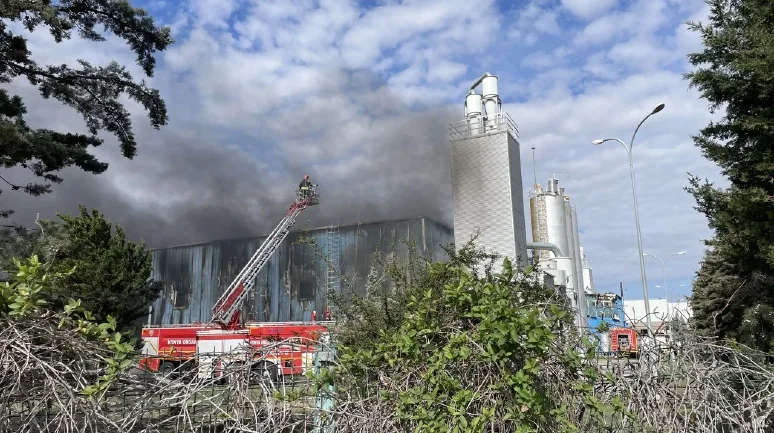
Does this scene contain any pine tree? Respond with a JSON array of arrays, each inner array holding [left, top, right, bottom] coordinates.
[[0, 0, 172, 219], [685, 0, 774, 352], [0, 205, 162, 332]]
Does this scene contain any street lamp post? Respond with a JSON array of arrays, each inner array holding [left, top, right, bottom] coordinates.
[[644, 251, 686, 321], [654, 285, 667, 318], [592, 103, 665, 338]]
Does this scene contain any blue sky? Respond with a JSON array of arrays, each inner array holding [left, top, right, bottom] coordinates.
[[5, 0, 724, 302]]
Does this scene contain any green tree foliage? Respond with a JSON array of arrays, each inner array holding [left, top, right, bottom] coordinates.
[[0, 254, 56, 316], [327, 240, 500, 353], [318, 242, 617, 433], [0, 0, 172, 218], [685, 0, 774, 352], [0, 204, 162, 331]]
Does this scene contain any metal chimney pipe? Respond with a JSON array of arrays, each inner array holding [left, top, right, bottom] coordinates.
[[469, 72, 493, 92], [526, 241, 565, 258]]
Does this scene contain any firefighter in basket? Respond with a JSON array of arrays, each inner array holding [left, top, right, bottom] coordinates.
[[298, 174, 313, 201]]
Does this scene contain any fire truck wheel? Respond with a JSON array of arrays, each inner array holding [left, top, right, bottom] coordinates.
[[160, 361, 174, 377], [251, 361, 278, 384]]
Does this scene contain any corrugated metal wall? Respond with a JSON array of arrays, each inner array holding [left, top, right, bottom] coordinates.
[[148, 217, 453, 325], [450, 130, 528, 274]]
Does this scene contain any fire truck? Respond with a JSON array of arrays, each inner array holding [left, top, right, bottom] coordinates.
[[609, 327, 638, 358], [139, 182, 335, 382]]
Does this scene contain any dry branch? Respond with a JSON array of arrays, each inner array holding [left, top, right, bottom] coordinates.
[[1, 313, 773, 433]]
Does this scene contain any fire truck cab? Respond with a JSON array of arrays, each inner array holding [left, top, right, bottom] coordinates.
[[609, 327, 638, 358]]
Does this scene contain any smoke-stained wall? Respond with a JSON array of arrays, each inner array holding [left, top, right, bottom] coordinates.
[[148, 216, 453, 325]]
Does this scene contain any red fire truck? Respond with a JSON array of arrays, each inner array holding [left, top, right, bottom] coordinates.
[[138, 183, 335, 382], [610, 327, 638, 358]]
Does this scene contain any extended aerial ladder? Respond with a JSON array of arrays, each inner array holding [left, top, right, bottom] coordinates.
[[209, 184, 320, 329]]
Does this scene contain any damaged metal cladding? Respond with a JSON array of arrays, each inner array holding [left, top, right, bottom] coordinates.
[[148, 216, 453, 325]]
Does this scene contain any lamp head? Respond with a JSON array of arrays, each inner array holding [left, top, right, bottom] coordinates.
[[677, 251, 686, 255], [591, 139, 605, 145], [651, 103, 665, 114]]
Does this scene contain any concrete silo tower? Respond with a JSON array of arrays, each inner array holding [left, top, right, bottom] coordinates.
[[449, 73, 528, 273], [529, 176, 590, 325]]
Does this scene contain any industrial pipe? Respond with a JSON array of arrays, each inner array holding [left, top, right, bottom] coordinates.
[[526, 242, 564, 258], [469, 72, 493, 91]]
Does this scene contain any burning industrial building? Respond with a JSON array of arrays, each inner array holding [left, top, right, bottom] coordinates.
[[146, 216, 453, 326], [145, 71, 595, 334]]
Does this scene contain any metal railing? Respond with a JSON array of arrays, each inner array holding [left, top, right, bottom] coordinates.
[[143, 323, 213, 329], [245, 320, 336, 327], [296, 184, 320, 205], [449, 111, 520, 141], [143, 320, 337, 329]]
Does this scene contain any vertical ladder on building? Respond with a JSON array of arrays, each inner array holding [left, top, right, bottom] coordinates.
[[326, 219, 342, 297]]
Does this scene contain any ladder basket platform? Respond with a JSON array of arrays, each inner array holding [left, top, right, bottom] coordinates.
[[297, 185, 320, 206]]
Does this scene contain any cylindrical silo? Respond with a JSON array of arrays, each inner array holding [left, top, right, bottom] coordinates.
[[481, 75, 500, 130], [545, 193, 568, 258], [563, 198, 574, 259], [529, 196, 537, 241], [465, 92, 482, 136], [481, 75, 499, 100], [571, 206, 586, 321], [529, 195, 543, 245], [465, 92, 482, 116], [569, 205, 584, 291], [530, 179, 569, 261], [563, 198, 582, 309]]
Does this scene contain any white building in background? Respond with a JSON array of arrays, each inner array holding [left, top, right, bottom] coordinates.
[[623, 299, 693, 325], [449, 73, 528, 274]]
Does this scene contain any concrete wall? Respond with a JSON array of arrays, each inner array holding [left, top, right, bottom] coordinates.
[[147, 216, 453, 325]]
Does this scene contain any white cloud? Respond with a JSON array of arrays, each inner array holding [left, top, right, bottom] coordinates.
[[1, 0, 725, 300], [339, 0, 499, 70], [508, 1, 561, 44], [427, 60, 468, 83], [190, 0, 239, 28], [521, 46, 572, 70], [582, 51, 622, 80], [560, 0, 620, 20], [573, 0, 673, 46], [606, 38, 676, 70]]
